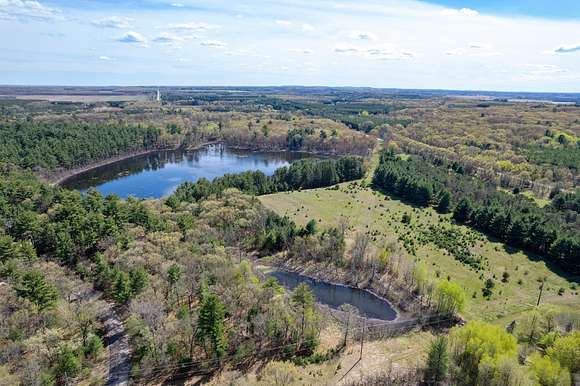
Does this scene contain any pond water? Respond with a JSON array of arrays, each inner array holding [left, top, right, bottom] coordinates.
[[62, 144, 308, 199], [268, 270, 397, 321]]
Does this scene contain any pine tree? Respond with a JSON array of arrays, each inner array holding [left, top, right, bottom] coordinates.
[[453, 198, 473, 223], [198, 293, 228, 361], [437, 190, 451, 213], [426, 336, 449, 384], [291, 283, 315, 339], [0, 236, 15, 263], [16, 270, 58, 310], [112, 271, 132, 304]]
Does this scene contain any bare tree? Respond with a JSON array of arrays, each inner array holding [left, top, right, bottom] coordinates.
[[350, 232, 370, 271], [338, 216, 350, 240]]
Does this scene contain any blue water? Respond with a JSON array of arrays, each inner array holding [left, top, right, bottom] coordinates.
[[269, 270, 397, 321], [62, 144, 307, 199]]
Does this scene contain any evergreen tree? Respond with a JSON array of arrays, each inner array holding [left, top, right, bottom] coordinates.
[[129, 267, 148, 295], [112, 271, 132, 304], [56, 345, 81, 381], [16, 270, 58, 310], [0, 235, 15, 263], [198, 293, 228, 361], [291, 283, 315, 340], [426, 336, 449, 384], [437, 190, 451, 213], [453, 198, 473, 223]]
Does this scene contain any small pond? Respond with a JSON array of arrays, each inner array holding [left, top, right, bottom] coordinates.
[[268, 270, 397, 321], [62, 144, 309, 199]]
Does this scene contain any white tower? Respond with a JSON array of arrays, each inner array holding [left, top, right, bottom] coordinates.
[[156, 89, 161, 102]]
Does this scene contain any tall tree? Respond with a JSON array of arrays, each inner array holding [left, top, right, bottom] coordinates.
[[198, 293, 228, 361]]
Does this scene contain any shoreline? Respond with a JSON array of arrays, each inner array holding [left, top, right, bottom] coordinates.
[[44, 141, 220, 186], [44, 140, 371, 187], [44, 148, 174, 186], [257, 263, 403, 322], [257, 257, 426, 322]]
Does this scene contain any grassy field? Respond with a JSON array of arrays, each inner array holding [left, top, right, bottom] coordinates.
[[259, 183, 580, 322]]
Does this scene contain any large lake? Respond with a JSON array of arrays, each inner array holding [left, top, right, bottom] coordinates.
[[62, 144, 308, 199]]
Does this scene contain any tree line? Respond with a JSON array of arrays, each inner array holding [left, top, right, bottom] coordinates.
[[373, 150, 580, 274], [170, 156, 365, 204], [0, 120, 162, 170]]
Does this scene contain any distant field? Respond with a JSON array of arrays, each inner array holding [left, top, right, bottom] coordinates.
[[5, 94, 148, 102], [259, 183, 580, 322]]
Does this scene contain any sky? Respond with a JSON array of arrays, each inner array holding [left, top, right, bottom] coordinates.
[[0, 0, 579, 92]]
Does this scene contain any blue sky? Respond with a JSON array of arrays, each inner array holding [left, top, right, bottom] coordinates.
[[1, 0, 579, 91], [425, 0, 580, 20]]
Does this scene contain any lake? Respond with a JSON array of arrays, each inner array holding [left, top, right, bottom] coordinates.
[[62, 144, 308, 199], [268, 270, 397, 321]]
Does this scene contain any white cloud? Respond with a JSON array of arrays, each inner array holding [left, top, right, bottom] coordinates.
[[301, 23, 314, 32], [289, 48, 313, 54], [200, 40, 226, 48], [518, 64, 576, 81], [335, 44, 414, 60], [152, 32, 195, 44], [440, 7, 479, 17], [554, 44, 580, 54], [98, 55, 113, 61], [468, 42, 492, 50], [366, 47, 415, 60], [275, 19, 292, 26], [170, 3, 184, 7], [334, 45, 361, 54], [0, 0, 60, 22], [167, 22, 220, 32], [117, 31, 147, 45], [224, 49, 249, 56], [348, 31, 378, 41], [446, 43, 500, 57], [92, 16, 133, 29]]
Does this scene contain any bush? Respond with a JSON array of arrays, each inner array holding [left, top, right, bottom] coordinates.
[[528, 353, 571, 386], [56, 346, 81, 380], [434, 280, 466, 315], [83, 334, 104, 359], [546, 332, 580, 373], [449, 321, 518, 385]]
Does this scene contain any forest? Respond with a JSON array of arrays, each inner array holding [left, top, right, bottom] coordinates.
[[373, 150, 580, 274], [0, 88, 578, 386], [0, 121, 162, 170]]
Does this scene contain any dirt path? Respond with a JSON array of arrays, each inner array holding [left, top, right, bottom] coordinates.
[[103, 305, 130, 386]]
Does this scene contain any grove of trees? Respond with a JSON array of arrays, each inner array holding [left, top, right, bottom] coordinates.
[[373, 150, 580, 274]]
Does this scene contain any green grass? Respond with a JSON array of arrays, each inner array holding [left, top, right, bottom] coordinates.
[[259, 183, 580, 322]]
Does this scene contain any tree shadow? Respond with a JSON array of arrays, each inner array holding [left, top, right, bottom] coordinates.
[[478, 232, 580, 284], [371, 185, 429, 210]]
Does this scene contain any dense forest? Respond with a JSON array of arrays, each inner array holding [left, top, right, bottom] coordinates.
[[0, 121, 163, 170], [373, 150, 580, 274]]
